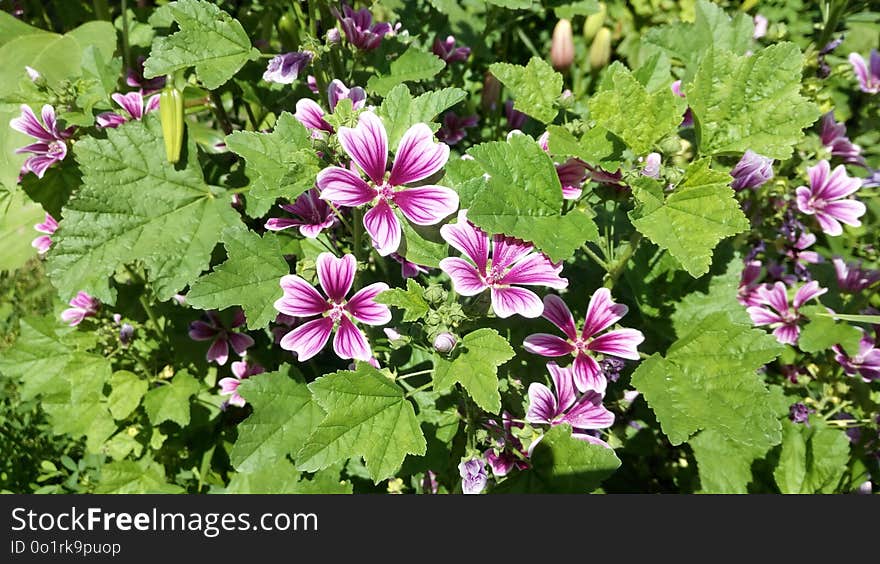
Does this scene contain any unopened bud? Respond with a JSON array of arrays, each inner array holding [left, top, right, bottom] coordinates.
[[589, 27, 612, 70], [482, 72, 501, 111], [550, 19, 575, 71], [583, 3, 606, 41], [433, 332, 457, 353], [159, 85, 184, 163]]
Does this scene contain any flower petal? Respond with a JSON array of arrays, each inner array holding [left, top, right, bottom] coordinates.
[[572, 353, 605, 394], [438, 257, 486, 296], [490, 286, 543, 318], [772, 324, 800, 346], [393, 185, 459, 225], [188, 321, 217, 341], [526, 382, 557, 424], [491, 236, 533, 271], [316, 252, 356, 301], [747, 306, 783, 326], [337, 110, 388, 184], [581, 288, 628, 340], [294, 98, 333, 133], [561, 391, 615, 429], [547, 361, 576, 413], [276, 274, 330, 316], [793, 280, 827, 309], [541, 294, 578, 340], [316, 166, 376, 206], [363, 199, 402, 256], [758, 282, 789, 315], [228, 332, 255, 356], [499, 252, 568, 289], [280, 317, 334, 361], [207, 338, 230, 366], [587, 328, 644, 360], [333, 316, 372, 360], [523, 333, 575, 357], [439, 210, 489, 271], [345, 282, 392, 325], [823, 199, 866, 227], [388, 123, 450, 186]]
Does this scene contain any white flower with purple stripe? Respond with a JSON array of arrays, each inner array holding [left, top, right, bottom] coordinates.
[[10, 104, 73, 179], [795, 160, 865, 236]]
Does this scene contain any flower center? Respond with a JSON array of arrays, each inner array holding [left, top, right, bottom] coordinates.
[[377, 181, 395, 201], [572, 338, 589, 354], [808, 196, 827, 211], [47, 140, 65, 158], [781, 310, 799, 324], [327, 301, 347, 323], [483, 261, 509, 286]]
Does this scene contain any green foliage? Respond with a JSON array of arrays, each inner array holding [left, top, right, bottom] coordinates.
[[545, 124, 623, 171], [489, 57, 562, 124], [143, 0, 260, 90], [142, 371, 200, 427], [107, 371, 148, 420], [797, 307, 863, 354], [433, 328, 515, 413], [186, 227, 289, 329], [366, 47, 445, 97], [95, 458, 184, 493], [375, 278, 430, 322], [774, 419, 850, 494], [467, 133, 598, 262], [296, 363, 427, 483], [378, 85, 466, 150]]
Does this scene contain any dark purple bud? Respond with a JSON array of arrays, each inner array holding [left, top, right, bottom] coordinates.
[[730, 150, 774, 190], [119, 323, 135, 345], [788, 402, 812, 424]]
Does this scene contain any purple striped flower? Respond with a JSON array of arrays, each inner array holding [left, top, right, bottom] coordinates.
[[126, 56, 165, 94], [789, 402, 811, 424], [274, 253, 391, 361], [219, 360, 266, 408], [61, 291, 100, 326], [484, 412, 529, 477], [670, 80, 693, 128], [295, 79, 367, 138], [437, 112, 478, 146], [737, 260, 764, 306], [432, 35, 470, 63], [537, 130, 588, 200], [833, 331, 880, 382], [390, 253, 429, 278], [849, 50, 879, 94], [188, 310, 255, 366], [819, 112, 865, 166], [746, 281, 827, 345], [833, 258, 880, 293], [31, 213, 58, 254], [730, 150, 774, 191], [96, 91, 160, 128], [333, 4, 392, 51], [795, 160, 865, 236], [524, 289, 644, 393], [317, 111, 459, 256], [265, 188, 338, 238], [527, 362, 615, 429], [10, 104, 73, 179], [263, 51, 313, 84], [439, 210, 568, 319], [458, 458, 487, 494]]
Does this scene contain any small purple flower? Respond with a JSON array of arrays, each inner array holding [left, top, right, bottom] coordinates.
[[833, 331, 880, 382], [753, 14, 768, 39], [526, 362, 614, 435], [421, 470, 439, 494], [737, 260, 764, 307], [61, 291, 100, 326], [328, 79, 367, 111], [458, 458, 487, 494], [188, 310, 255, 366], [96, 91, 160, 128], [9, 104, 73, 179], [730, 150, 774, 191], [817, 37, 844, 78], [862, 168, 880, 188], [849, 50, 879, 94], [439, 210, 568, 319], [294, 79, 367, 139], [317, 111, 459, 256], [32, 213, 58, 254], [333, 4, 393, 51], [640, 152, 661, 179], [599, 357, 625, 383], [265, 188, 338, 238], [437, 112, 478, 146], [795, 160, 865, 236], [219, 360, 266, 408], [432, 332, 457, 353], [119, 323, 135, 346], [819, 112, 865, 167], [789, 402, 812, 424], [537, 131, 588, 200], [670, 80, 694, 128], [746, 281, 827, 345], [832, 257, 880, 293], [263, 51, 313, 84], [432, 35, 470, 63], [390, 253, 429, 278], [483, 413, 529, 477], [126, 56, 165, 94], [524, 289, 644, 393], [274, 253, 391, 361], [504, 100, 527, 131]]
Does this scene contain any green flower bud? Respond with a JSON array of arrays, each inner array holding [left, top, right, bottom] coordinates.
[[159, 85, 184, 164], [589, 27, 612, 71], [583, 3, 607, 42]]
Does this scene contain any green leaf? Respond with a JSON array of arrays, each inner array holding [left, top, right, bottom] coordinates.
[[378, 85, 467, 150], [230, 366, 325, 473], [632, 51, 673, 93], [643, 0, 754, 80], [224, 112, 320, 218], [467, 134, 598, 262], [375, 278, 430, 322], [690, 429, 771, 493], [689, 43, 820, 158], [0, 190, 45, 272], [443, 153, 488, 209], [670, 256, 752, 337], [797, 308, 862, 354], [545, 124, 624, 171], [366, 47, 446, 97], [489, 57, 562, 124], [774, 420, 850, 494], [225, 459, 351, 494], [399, 219, 449, 268], [186, 227, 289, 329], [632, 312, 784, 448], [552, 0, 600, 20], [630, 159, 749, 277], [47, 115, 240, 303], [588, 62, 686, 154], [143, 0, 260, 90], [815, 312, 880, 324], [497, 425, 620, 493], [142, 371, 200, 427], [108, 370, 148, 420], [296, 363, 427, 483], [95, 459, 184, 494], [433, 329, 515, 413], [485, 0, 533, 9]]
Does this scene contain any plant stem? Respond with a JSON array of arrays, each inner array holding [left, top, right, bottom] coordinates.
[[605, 232, 642, 285], [404, 381, 434, 398], [581, 243, 609, 271], [121, 0, 131, 71], [352, 207, 364, 261], [139, 294, 168, 347], [210, 91, 233, 135], [397, 368, 434, 380], [92, 0, 110, 20]]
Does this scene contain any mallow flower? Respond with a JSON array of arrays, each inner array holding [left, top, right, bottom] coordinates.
[[317, 111, 459, 256], [730, 150, 774, 191], [262, 51, 313, 84], [274, 253, 391, 361], [795, 160, 865, 236], [527, 362, 615, 430], [219, 360, 266, 408], [746, 281, 827, 345], [10, 104, 73, 179], [96, 91, 160, 128], [265, 188, 338, 238], [61, 291, 100, 327], [439, 210, 568, 319], [849, 50, 879, 94], [832, 257, 880, 293], [833, 331, 880, 382], [820, 112, 865, 166], [32, 213, 58, 254], [188, 310, 255, 366], [458, 459, 487, 494], [524, 289, 644, 393], [432, 35, 470, 64], [295, 79, 367, 137], [333, 4, 393, 51]]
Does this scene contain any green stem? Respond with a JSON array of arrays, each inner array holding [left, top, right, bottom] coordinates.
[[352, 208, 364, 261], [92, 0, 110, 21], [581, 243, 609, 271], [139, 294, 168, 347], [404, 381, 433, 398], [816, 0, 849, 51], [397, 369, 434, 380], [210, 91, 233, 136], [328, 202, 353, 232], [605, 233, 642, 285], [121, 0, 131, 71]]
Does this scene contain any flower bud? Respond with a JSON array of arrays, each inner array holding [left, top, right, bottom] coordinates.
[[589, 27, 612, 70], [730, 150, 774, 191], [481, 72, 501, 111], [433, 332, 457, 353], [550, 19, 575, 71], [159, 85, 184, 164], [583, 3, 606, 41]]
